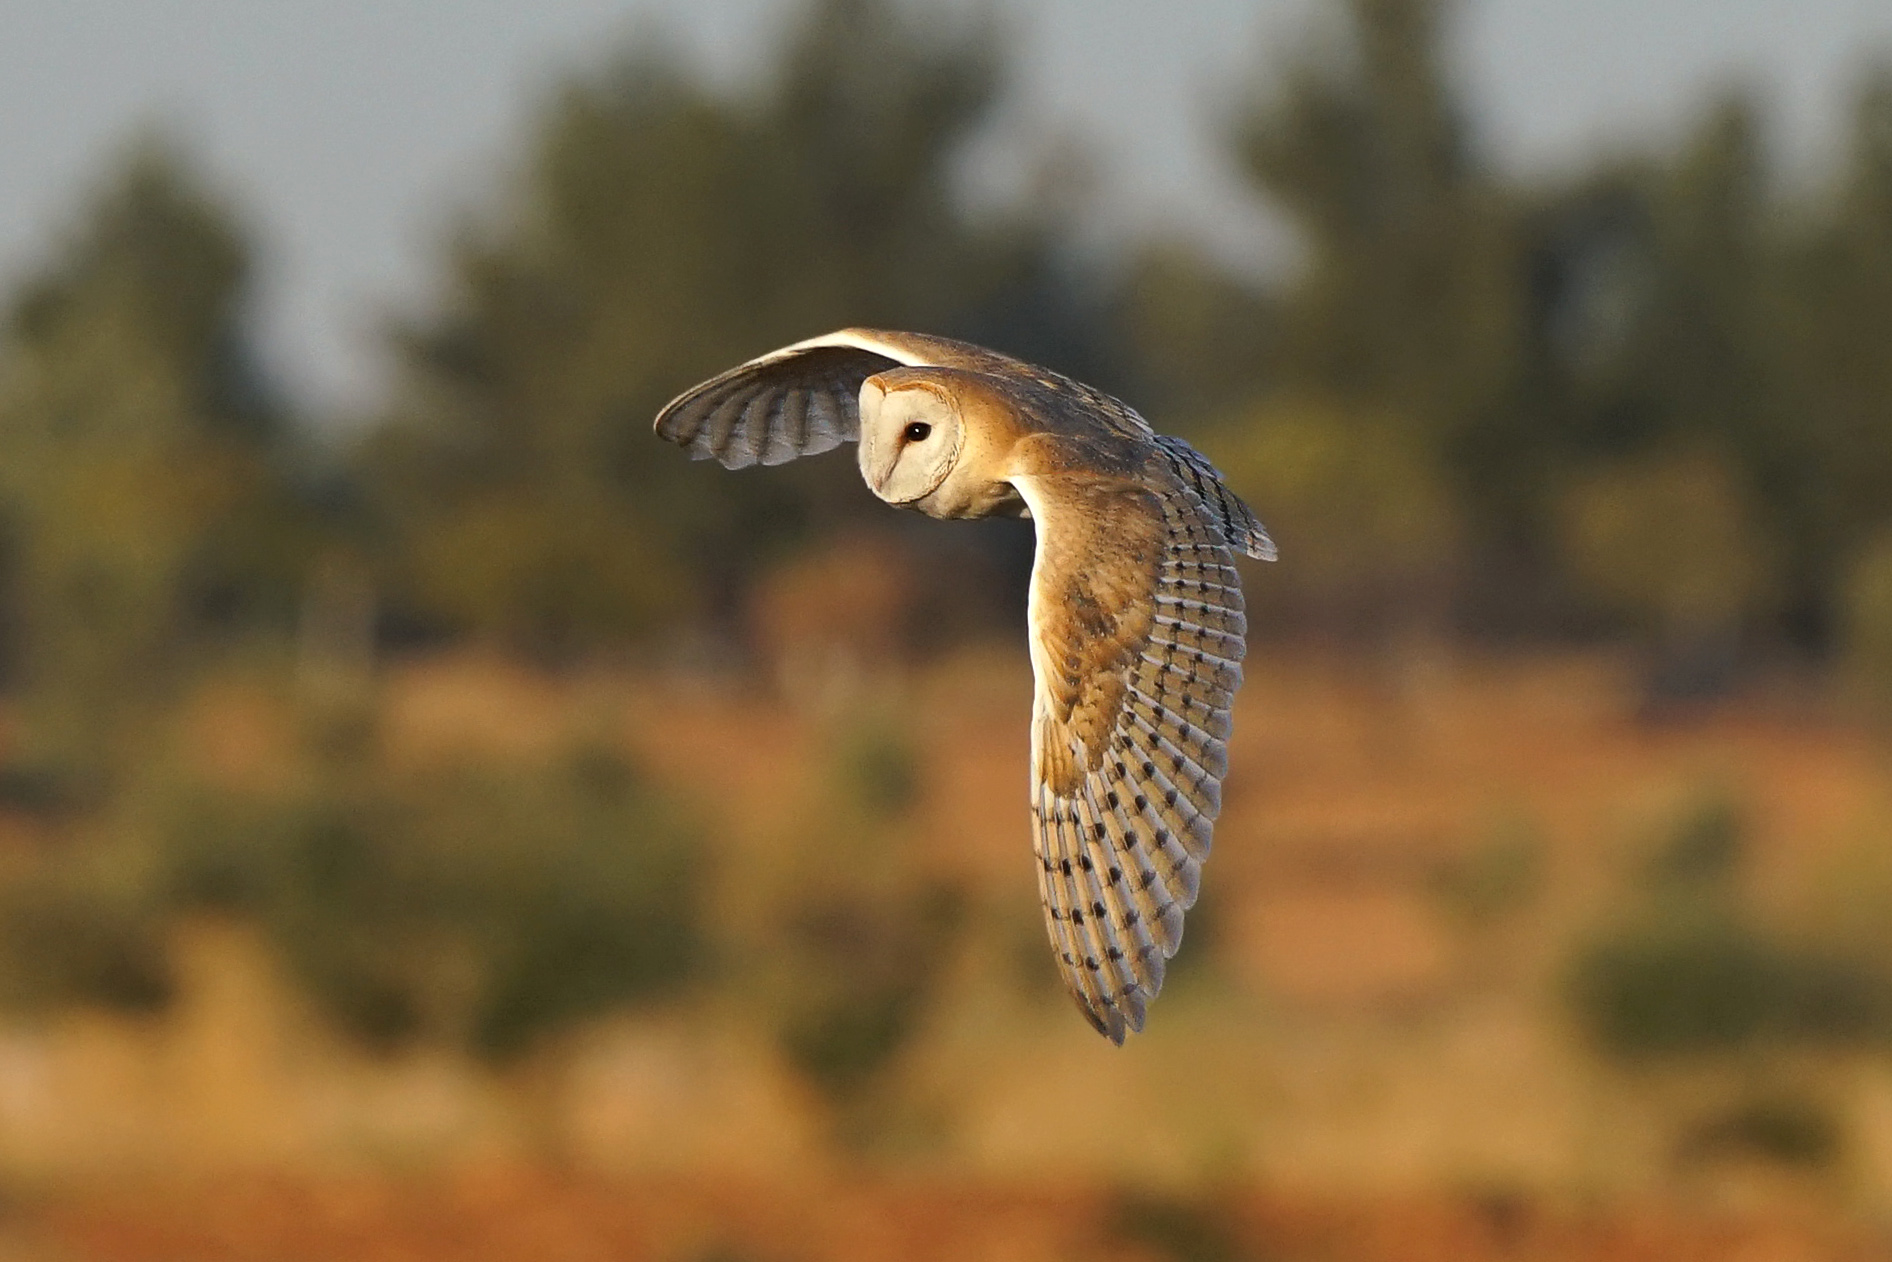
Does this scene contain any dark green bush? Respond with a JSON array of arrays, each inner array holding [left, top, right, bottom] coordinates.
[[0, 862, 172, 1014], [1434, 815, 1546, 925], [776, 882, 963, 1101], [1107, 1191, 1248, 1262], [1679, 1094, 1842, 1168], [1568, 905, 1892, 1056], [1644, 793, 1745, 891], [160, 746, 706, 1059]]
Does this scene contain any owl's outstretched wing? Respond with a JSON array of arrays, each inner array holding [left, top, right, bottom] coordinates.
[[654, 328, 1019, 469], [1011, 461, 1246, 1043]]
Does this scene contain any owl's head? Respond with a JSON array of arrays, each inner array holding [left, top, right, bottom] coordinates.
[[857, 368, 1030, 519], [856, 370, 965, 510]]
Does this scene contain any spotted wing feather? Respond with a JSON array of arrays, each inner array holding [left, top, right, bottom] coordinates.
[[1014, 465, 1246, 1043]]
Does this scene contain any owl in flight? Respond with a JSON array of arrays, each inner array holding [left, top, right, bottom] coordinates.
[[655, 330, 1273, 1043]]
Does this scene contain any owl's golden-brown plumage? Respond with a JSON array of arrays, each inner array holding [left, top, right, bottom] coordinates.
[[656, 329, 1273, 1042]]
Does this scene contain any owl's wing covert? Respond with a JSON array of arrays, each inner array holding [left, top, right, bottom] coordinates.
[[654, 328, 1013, 469], [1011, 465, 1246, 1043]]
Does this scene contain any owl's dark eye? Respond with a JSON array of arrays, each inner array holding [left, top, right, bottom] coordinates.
[[903, 422, 931, 442]]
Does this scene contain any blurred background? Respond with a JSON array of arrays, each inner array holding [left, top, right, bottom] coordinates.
[[2, 0, 1892, 1257]]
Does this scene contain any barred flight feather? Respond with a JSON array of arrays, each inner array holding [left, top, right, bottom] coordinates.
[[1018, 469, 1245, 1043]]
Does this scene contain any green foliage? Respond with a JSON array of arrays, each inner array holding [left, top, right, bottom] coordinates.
[[1556, 449, 1774, 640], [754, 714, 963, 1106], [1223, 6, 1892, 642], [1568, 796, 1892, 1056], [1839, 532, 1892, 719], [1571, 907, 1788, 1055], [399, 489, 692, 649], [1237, 0, 1517, 458], [1679, 1093, 1842, 1168], [1644, 792, 1745, 891], [1434, 813, 1545, 926], [0, 851, 172, 1015], [162, 747, 706, 1059], [1202, 398, 1459, 633], [0, 139, 315, 778], [831, 712, 921, 820], [1107, 1191, 1249, 1262], [776, 882, 964, 1103]]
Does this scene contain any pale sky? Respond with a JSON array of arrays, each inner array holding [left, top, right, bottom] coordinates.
[[2, 0, 1889, 417]]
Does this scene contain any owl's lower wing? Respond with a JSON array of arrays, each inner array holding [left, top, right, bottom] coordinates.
[[1011, 466, 1246, 1043], [654, 328, 1021, 469]]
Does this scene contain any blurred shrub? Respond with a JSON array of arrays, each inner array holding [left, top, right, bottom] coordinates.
[[163, 746, 705, 1059], [1568, 794, 1892, 1056], [829, 709, 921, 819], [0, 142, 318, 783], [1838, 531, 1892, 720], [1642, 790, 1744, 891], [1107, 1190, 1247, 1262], [1677, 1093, 1842, 1169], [776, 882, 963, 1102], [1571, 907, 1793, 1055], [1203, 399, 1460, 636], [1433, 811, 1546, 926], [1556, 448, 1773, 644], [0, 847, 172, 1015], [748, 713, 965, 1114], [401, 491, 693, 655]]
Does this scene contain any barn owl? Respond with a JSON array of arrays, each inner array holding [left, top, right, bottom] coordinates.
[[655, 330, 1273, 1043]]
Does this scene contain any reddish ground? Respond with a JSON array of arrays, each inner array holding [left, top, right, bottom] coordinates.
[[25, 1172, 1892, 1262]]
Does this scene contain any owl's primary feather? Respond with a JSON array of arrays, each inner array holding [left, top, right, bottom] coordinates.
[[654, 328, 1272, 1042]]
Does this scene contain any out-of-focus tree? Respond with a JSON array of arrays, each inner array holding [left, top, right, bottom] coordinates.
[[1235, 0, 1520, 468], [1555, 447, 1775, 652], [364, 0, 1088, 657], [1226, 10, 1892, 651], [738, 707, 963, 1144], [164, 745, 704, 1061], [1107, 241, 1275, 427], [1569, 793, 1892, 1058], [1772, 69, 1892, 620], [0, 141, 312, 786], [1221, 0, 1534, 643], [1839, 532, 1892, 721], [1518, 91, 1868, 648], [1526, 99, 1780, 568], [1201, 397, 1460, 640]]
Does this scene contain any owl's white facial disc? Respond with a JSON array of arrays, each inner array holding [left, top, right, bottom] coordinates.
[[857, 376, 964, 506]]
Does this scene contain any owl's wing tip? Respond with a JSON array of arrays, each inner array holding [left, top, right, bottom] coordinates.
[[1074, 994, 1137, 1046]]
